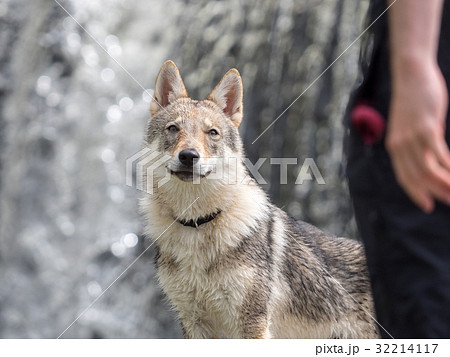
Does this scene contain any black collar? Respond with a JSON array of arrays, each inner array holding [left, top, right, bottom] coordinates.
[[177, 209, 222, 228]]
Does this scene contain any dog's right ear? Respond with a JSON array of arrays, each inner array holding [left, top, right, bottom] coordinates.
[[150, 60, 188, 116], [207, 68, 243, 127]]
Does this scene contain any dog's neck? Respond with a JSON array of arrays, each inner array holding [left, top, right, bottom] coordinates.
[[177, 209, 222, 228], [143, 163, 271, 257], [149, 162, 267, 224]]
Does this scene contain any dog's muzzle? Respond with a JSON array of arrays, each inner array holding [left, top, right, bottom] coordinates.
[[169, 149, 212, 182]]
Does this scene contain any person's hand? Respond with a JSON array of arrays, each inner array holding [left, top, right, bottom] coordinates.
[[386, 59, 450, 212]]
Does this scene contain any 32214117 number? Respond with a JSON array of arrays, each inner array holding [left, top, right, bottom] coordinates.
[[375, 344, 438, 354]]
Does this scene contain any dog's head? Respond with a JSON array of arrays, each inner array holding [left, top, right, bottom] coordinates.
[[146, 60, 244, 183]]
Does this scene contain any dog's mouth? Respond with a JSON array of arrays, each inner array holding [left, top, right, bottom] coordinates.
[[170, 169, 212, 182]]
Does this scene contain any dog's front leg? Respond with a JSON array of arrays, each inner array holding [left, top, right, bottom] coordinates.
[[241, 316, 271, 339], [180, 316, 218, 339], [240, 290, 271, 339]]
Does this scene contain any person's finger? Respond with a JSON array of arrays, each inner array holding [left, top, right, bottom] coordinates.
[[406, 134, 450, 204], [423, 132, 450, 172], [406, 145, 450, 207], [409, 139, 450, 190], [420, 151, 450, 205], [390, 148, 434, 212]]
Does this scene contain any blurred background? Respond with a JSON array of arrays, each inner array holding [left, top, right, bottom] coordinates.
[[0, 0, 369, 338]]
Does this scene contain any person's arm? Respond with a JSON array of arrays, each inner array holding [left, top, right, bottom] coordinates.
[[386, 0, 450, 212]]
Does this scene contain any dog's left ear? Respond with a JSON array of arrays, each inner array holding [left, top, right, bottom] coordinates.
[[207, 69, 243, 127]]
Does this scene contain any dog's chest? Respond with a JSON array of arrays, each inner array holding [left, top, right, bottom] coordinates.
[[156, 245, 249, 328]]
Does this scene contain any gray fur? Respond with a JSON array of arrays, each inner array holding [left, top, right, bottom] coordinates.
[[142, 61, 379, 338]]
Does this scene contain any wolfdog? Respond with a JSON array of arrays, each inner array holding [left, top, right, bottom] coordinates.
[[141, 60, 379, 338]]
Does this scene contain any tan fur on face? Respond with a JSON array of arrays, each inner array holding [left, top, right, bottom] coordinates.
[[142, 61, 379, 339]]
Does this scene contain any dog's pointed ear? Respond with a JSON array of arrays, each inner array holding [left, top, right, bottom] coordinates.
[[150, 60, 188, 116], [207, 69, 243, 127]]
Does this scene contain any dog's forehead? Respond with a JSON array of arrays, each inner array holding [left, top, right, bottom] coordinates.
[[171, 99, 224, 126]]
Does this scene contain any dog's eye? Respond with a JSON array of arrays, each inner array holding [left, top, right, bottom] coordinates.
[[167, 125, 179, 133], [208, 129, 219, 136]]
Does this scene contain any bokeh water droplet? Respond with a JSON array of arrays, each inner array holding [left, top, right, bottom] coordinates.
[[36, 75, 51, 97], [108, 186, 125, 203], [111, 242, 126, 257], [87, 281, 102, 297], [123, 233, 138, 248], [46, 92, 61, 107], [101, 148, 116, 163], [119, 97, 134, 111], [81, 45, 99, 67], [101, 68, 115, 82], [107, 105, 122, 122], [142, 89, 154, 103]]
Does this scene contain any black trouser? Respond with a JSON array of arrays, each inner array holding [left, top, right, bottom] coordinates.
[[347, 130, 450, 338]]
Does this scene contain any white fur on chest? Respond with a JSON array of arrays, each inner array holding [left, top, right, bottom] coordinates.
[[142, 181, 269, 337], [157, 250, 254, 337]]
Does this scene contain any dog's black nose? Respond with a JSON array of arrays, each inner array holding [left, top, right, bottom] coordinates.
[[178, 149, 200, 167]]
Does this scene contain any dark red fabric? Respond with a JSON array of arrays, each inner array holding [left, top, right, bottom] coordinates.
[[351, 103, 386, 145]]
